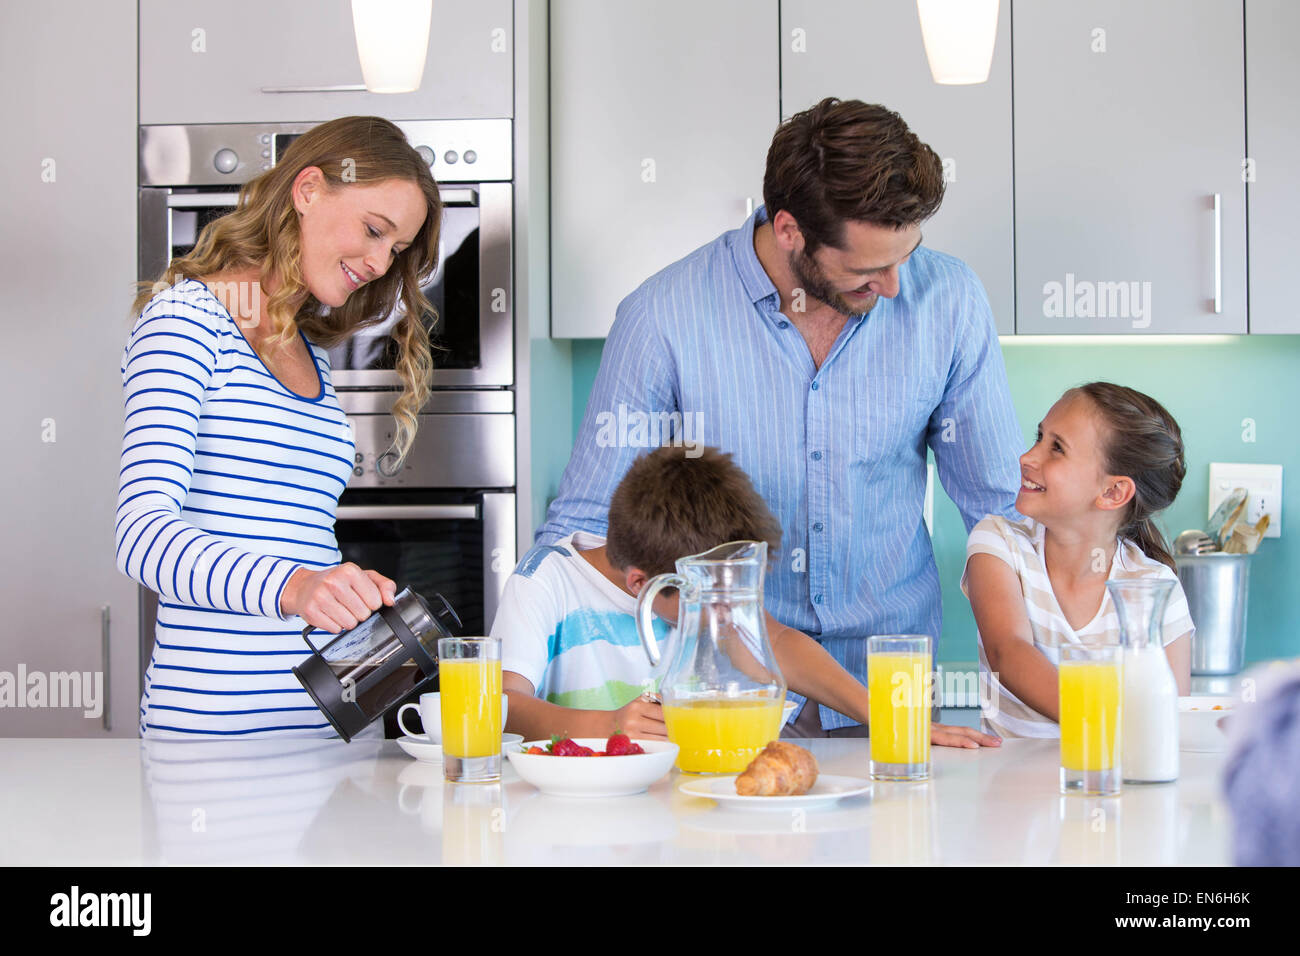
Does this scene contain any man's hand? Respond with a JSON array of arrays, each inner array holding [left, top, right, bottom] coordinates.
[[611, 695, 668, 740], [931, 722, 1002, 749]]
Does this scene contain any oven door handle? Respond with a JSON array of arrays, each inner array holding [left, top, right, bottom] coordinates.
[[334, 504, 480, 521], [166, 192, 241, 208], [438, 187, 479, 206]]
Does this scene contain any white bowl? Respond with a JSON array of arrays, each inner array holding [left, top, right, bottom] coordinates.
[[1179, 695, 1235, 752], [505, 738, 679, 797]]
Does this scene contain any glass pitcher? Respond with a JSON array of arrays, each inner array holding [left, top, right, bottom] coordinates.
[[635, 540, 786, 773], [1107, 578, 1179, 784]]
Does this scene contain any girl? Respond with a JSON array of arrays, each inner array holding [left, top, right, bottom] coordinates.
[[962, 382, 1194, 738], [117, 116, 442, 737]]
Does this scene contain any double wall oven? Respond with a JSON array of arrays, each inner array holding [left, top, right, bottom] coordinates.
[[137, 120, 517, 728]]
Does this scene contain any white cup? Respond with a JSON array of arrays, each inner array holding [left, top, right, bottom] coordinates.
[[397, 692, 509, 743]]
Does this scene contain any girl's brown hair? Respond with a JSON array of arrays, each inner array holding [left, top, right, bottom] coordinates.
[[762, 97, 945, 254], [131, 115, 442, 465], [1069, 382, 1186, 571]]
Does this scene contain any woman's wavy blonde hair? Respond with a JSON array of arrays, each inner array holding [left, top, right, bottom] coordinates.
[[131, 115, 443, 464]]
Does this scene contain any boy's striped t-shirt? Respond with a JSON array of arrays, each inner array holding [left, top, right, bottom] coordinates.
[[960, 514, 1195, 738], [493, 532, 670, 709], [115, 278, 356, 738]]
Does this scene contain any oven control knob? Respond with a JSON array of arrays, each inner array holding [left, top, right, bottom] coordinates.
[[415, 145, 435, 167], [352, 466, 363, 477], [376, 451, 402, 477], [213, 148, 239, 174]]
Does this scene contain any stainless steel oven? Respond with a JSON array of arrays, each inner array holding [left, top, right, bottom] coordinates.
[[138, 119, 513, 387], [136, 118, 518, 733]]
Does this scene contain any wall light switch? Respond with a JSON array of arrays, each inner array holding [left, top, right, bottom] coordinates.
[[1208, 463, 1282, 538]]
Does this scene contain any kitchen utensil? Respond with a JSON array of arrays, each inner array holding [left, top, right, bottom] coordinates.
[[292, 588, 462, 742], [1174, 529, 1217, 555], [1222, 514, 1269, 554], [1209, 487, 1249, 547], [1176, 553, 1250, 675], [506, 739, 679, 797], [437, 637, 503, 783], [636, 540, 787, 773], [1109, 579, 1178, 783], [867, 635, 933, 781]]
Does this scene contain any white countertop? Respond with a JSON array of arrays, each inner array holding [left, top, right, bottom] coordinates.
[[0, 736, 1233, 866]]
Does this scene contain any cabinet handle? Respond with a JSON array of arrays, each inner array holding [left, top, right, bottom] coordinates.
[[1213, 193, 1222, 314], [745, 197, 754, 217], [101, 605, 111, 732], [259, 84, 368, 94]]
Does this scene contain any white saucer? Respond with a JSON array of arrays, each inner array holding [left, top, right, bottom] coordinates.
[[397, 735, 443, 763], [678, 774, 872, 811], [397, 733, 526, 762]]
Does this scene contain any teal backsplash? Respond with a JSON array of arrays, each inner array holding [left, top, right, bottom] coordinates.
[[559, 335, 1299, 664]]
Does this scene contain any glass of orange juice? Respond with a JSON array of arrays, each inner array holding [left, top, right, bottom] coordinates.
[[437, 637, 502, 783], [868, 635, 933, 781], [1058, 643, 1122, 796]]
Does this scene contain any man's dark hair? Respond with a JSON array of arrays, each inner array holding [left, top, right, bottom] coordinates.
[[763, 97, 945, 254], [605, 445, 782, 576]]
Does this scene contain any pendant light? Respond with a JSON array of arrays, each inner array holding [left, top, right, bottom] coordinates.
[[916, 0, 1000, 85], [351, 0, 434, 93]]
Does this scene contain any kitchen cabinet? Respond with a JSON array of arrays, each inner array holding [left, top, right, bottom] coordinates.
[[0, 0, 140, 735], [139, 0, 513, 125], [549, 0, 779, 338], [780, 0, 1015, 334], [1244, 0, 1299, 333], [1013, 0, 1247, 334]]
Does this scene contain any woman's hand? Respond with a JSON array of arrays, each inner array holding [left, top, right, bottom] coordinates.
[[280, 563, 397, 633], [931, 722, 1002, 749], [610, 695, 668, 740]]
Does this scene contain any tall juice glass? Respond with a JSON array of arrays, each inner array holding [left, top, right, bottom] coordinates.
[[437, 637, 502, 783], [868, 635, 933, 781], [1058, 643, 1122, 795]]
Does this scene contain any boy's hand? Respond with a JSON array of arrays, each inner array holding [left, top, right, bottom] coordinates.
[[931, 723, 1002, 749], [612, 695, 668, 740]]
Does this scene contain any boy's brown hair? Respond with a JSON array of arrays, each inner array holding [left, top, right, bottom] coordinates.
[[605, 445, 783, 576]]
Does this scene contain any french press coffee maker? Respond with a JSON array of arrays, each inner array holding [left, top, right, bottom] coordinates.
[[292, 587, 461, 742]]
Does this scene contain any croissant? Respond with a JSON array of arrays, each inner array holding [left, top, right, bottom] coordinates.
[[735, 741, 819, 796]]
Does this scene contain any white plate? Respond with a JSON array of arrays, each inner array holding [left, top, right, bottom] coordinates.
[[397, 733, 525, 763], [678, 774, 872, 811], [506, 738, 679, 797]]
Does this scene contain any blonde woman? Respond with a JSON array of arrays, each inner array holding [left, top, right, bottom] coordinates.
[[117, 116, 442, 738]]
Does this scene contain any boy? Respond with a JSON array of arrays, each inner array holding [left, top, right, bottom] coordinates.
[[494, 444, 993, 748]]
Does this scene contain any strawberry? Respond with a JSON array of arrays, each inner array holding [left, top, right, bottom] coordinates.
[[551, 737, 589, 757], [526, 746, 546, 755], [606, 732, 634, 756], [627, 742, 645, 755]]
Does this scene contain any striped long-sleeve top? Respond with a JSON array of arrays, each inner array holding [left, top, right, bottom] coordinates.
[[116, 278, 355, 738], [535, 205, 1025, 730]]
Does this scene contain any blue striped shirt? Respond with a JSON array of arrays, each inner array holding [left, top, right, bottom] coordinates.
[[536, 206, 1023, 729], [116, 278, 355, 738]]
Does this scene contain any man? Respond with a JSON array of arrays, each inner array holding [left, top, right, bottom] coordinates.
[[536, 98, 1023, 742]]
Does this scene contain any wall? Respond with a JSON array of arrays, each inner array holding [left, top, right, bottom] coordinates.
[[560, 335, 1300, 665]]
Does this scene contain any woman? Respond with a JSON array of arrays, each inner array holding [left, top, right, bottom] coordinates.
[[117, 116, 442, 738]]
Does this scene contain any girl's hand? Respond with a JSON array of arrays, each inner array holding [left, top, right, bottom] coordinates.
[[611, 695, 669, 740], [280, 563, 397, 633], [931, 723, 1002, 749]]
